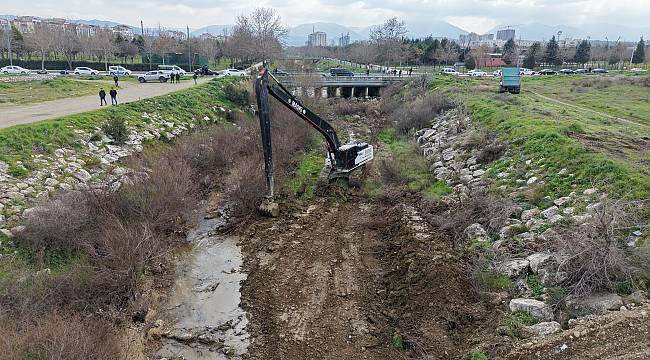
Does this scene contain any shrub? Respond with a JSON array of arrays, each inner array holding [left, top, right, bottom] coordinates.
[[505, 310, 538, 337], [101, 116, 129, 144], [223, 82, 250, 107], [0, 312, 119, 359], [393, 92, 455, 135], [464, 352, 489, 360], [555, 198, 638, 297]]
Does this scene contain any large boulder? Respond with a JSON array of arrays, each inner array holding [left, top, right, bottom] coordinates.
[[520, 321, 562, 338], [526, 253, 556, 274], [509, 298, 554, 321], [566, 293, 623, 315], [464, 223, 488, 242], [498, 259, 530, 278], [541, 206, 559, 220]]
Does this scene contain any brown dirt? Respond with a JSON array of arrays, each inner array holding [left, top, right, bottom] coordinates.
[[504, 304, 650, 360], [570, 132, 650, 173]]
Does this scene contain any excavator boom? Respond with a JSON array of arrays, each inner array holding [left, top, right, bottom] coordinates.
[[255, 68, 374, 215]]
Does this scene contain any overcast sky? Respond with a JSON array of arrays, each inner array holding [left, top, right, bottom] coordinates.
[[1, 0, 648, 33]]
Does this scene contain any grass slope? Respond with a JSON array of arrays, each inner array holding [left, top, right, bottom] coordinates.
[[430, 74, 650, 200], [0, 77, 242, 172], [0, 78, 104, 106]]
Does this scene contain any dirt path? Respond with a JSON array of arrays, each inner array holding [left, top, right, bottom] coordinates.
[[527, 90, 650, 130], [0, 77, 211, 129]]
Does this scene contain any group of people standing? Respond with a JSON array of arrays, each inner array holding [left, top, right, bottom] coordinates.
[[98, 87, 118, 106], [169, 72, 181, 84]]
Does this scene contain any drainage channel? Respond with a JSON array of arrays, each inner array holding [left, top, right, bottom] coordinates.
[[154, 204, 249, 359]]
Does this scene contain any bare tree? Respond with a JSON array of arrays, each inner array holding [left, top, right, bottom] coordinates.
[[152, 28, 178, 65], [24, 23, 54, 71], [52, 27, 80, 70], [249, 7, 287, 61], [92, 29, 118, 71], [369, 17, 408, 65]]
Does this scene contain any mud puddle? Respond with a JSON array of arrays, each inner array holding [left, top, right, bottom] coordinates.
[[155, 205, 249, 359]]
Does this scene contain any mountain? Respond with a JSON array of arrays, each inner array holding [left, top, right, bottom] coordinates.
[[72, 19, 124, 28], [487, 22, 649, 41], [286, 22, 365, 46], [191, 25, 232, 37], [407, 20, 468, 39]]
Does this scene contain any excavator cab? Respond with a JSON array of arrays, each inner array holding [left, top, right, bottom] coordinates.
[[255, 68, 374, 215]]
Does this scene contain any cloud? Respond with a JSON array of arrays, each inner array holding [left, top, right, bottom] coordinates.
[[2, 0, 647, 33]]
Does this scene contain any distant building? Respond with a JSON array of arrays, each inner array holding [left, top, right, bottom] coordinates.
[[307, 31, 327, 47], [76, 23, 98, 37], [479, 33, 494, 41], [111, 24, 134, 39], [496, 29, 516, 41], [160, 29, 186, 40], [338, 32, 350, 47]]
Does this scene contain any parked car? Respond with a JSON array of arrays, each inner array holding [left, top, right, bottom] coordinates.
[[158, 64, 186, 76], [197, 65, 218, 75], [574, 69, 589, 74], [1, 65, 30, 74], [137, 70, 170, 83], [329, 68, 354, 76], [493, 69, 502, 77], [519, 68, 535, 75], [221, 68, 248, 77], [629, 68, 647, 72], [36, 69, 49, 74], [558, 69, 575, 74], [468, 69, 487, 77], [108, 65, 132, 76], [73, 67, 100, 75], [591, 68, 608, 74], [538, 69, 557, 75], [59, 69, 70, 75], [441, 67, 459, 75], [271, 68, 289, 76]]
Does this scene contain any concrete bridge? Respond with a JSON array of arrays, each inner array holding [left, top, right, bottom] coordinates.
[[279, 75, 406, 98]]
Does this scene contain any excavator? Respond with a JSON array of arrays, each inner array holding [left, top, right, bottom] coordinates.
[[255, 68, 374, 216]]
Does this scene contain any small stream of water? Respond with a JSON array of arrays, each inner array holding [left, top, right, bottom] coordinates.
[[155, 205, 250, 359]]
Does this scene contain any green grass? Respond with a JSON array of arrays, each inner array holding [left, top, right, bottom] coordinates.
[[505, 310, 539, 337], [288, 150, 324, 200], [464, 352, 489, 360], [527, 275, 545, 298], [0, 78, 104, 105], [379, 129, 452, 197], [427, 74, 650, 201], [0, 77, 243, 173]]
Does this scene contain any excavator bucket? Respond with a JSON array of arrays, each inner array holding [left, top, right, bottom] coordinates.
[[258, 196, 279, 217]]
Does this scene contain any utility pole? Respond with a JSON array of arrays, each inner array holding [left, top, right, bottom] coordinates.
[[187, 25, 191, 72], [5, 20, 13, 66]]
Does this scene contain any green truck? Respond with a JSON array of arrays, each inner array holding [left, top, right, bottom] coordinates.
[[499, 67, 521, 94]]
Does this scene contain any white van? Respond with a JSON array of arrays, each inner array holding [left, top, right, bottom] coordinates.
[[109, 65, 132, 76], [158, 65, 186, 76]]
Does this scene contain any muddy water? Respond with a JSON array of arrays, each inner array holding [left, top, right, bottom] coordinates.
[[155, 206, 249, 359]]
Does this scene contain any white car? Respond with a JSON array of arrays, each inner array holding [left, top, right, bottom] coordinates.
[[221, 68, 248, 77], [108, 65, 132, 76], [441, 67, 459, 75], [138, 70, 171, 83], [520, 68, 535, 75], [630, 68, 647, 72], [468, 69, 487, 77], [1, 65, 30, 74], [493, 70, 502, 77], [158, 65, 186, 76], [73, 67, 100, 76]]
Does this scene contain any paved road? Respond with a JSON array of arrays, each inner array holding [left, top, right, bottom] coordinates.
[[0, 77, 212, 129]]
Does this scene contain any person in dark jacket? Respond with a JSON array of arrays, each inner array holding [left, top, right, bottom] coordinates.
[[170, 72, 175, 83], [99, 88, 107, 106], [113, 75, 119, 87], [175, 72, 181, 83], [109, 88, 118, 105], [193, 72, 198, 84]]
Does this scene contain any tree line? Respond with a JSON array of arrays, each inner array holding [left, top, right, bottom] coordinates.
[[0, 8, 287, 71]]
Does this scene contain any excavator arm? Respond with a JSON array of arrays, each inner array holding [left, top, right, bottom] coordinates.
[[255, 68, 373, 215]]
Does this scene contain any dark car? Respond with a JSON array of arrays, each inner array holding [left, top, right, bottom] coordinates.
[[329, 68, 354, 77], [59, 69, 70, 75], [272, 68, 289, 76], [558, 69, 575, 74], [538, 69, 557, 75], [198, 66, 218, 75], [591, 68, 608, 74]]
